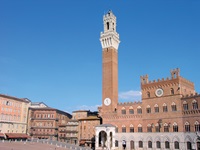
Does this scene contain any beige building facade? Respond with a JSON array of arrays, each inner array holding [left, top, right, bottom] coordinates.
[[0, 94, 30, 139]]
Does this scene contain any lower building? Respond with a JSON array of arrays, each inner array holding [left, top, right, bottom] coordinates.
[[28, 107, 72, 141], [0, 94, 30, 140], [58, 120, 78, 144]]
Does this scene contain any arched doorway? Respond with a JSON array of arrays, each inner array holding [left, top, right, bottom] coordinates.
[[130, 140, 134, 150], [99, 131, 107, 148], [95, 124, 116, 150]]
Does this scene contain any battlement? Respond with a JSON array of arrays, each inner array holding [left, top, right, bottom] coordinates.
[[182, 93, 200, 98], [141, 68, 182, 85], [118, 101, 142, 106]]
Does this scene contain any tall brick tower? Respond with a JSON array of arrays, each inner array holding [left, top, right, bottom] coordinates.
[[100, 10, 120, 113]]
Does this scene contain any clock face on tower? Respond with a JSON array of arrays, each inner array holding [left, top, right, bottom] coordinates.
[[155, 88, 164, 97], [104, 98, 111, 106]]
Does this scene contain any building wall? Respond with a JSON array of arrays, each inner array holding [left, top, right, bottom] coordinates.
[[0, 95, 30, 134], [28, 108, 71, 140]]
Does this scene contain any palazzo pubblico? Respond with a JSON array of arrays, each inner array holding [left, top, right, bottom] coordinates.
[[95, 11, 200, 150]]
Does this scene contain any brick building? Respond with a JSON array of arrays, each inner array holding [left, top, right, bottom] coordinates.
[[95, 11, 200, 150], [58, 119, 78, 144], [28, 107, 71, 140], [72, 110, 101, 148], [0, 94, 30, 140]]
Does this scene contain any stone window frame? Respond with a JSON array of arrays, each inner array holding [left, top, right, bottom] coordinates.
[[183, 101, 188, 111], [163, 103, 168, 112], [154, 104, 159, 113], [184, 122, 190, 132], [192, 99, 198, 110], [146, 105, 151, 114], [171, 102, 177, 111], [195, 121, 200, 132], [173, 122, 178, 132]]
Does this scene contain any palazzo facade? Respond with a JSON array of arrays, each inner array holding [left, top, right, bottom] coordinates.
[[95, 11, 200, 150]]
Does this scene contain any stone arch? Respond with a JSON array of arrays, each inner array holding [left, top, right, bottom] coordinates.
[[154, 136, 161, 142], [184, 135, 193, 143], [146, 136, 153, 142], [163, 135, 171, 142], [172, 135, 180, 142]]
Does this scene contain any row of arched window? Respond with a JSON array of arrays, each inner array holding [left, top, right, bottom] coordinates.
[[183, 100, 198, 110], [116, 121, 200, 133], [115, 140, 191, 149], [120, 100, 199, 115]]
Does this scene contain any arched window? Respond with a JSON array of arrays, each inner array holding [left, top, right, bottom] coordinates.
[[137, 106, 142, 114], [171, 88, 174, 95], [164, 123, 169, 132], [165, 141, 170, 149], [187, 141, 192, 150], [121, 107, 126, 114], [147, 91, 150, 98], [185, 122, 190, 132], [154, 104, 159, 113], [174, 141, 179, 149], [138, 124, 143, 132], [163, 103, 168, 112], [129, 106, 134, 114], [155, 123, 160, 132], [171, 102, 177, 111], [195, 121, 200, 132], [122, 125, 126, 133], [130, 140, 134, 149], [173, 122, 178, 132], [130, 124, 134, 132], [192, 100, 198, 110], [146, 105, 151, 113], [156, 141, 161, 148], [148, 141, 152, 148], [106, 22, 109, 30], [183, 101, 188, 111], [139, 141, 143, 148], [147, 124, 152, 132], [115, 140, 118, 147]]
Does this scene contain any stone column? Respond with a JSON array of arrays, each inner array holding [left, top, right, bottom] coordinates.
[[95, 131, 99, 149]]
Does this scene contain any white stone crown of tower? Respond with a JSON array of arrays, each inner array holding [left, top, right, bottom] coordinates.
[[100, 10, 120, 50]]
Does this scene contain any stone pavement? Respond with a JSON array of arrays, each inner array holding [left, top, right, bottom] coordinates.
[[0, 141, 91, 150]]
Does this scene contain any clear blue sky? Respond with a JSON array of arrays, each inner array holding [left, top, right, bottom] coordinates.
[[0, 0, 200, 113]]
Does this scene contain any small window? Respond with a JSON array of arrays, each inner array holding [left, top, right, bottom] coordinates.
[[163, 104, 168, 112], [187, 142, 192, 150], [174, 141, 179, 149], [129, 109, 134, 114], [147, 126, 152, 132], [171, 102, 177, 111], [183, 101, 188, 111], [107, 22, 109, 30], [139, 141, 143, 148], [165, 141, 170, 149], [146, 106, 151, 114], [122, 126, 126, 133], [164, 124, 169, 132], [147, 92, 150, 98], [185, 122, 190, 132], [173, 123, 178, 132], [154, 104, 159, 113], [156, 141, 161, 148], [138, 124, 143, 132], [137, 107, 142, 114], [148, 141, 152, 148], [195, 121, 200, 132], [192, 100, 198, 110], [130, 127, 134, 132], [171, 88, 174, 95], [121, 109, 126, 114]]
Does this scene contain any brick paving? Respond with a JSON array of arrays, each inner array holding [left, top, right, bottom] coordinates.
[[0, 141, 70, 150]]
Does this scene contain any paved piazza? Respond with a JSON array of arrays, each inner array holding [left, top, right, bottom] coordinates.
[[0, 142, 68, 150], [0, 141, 91, 150]]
